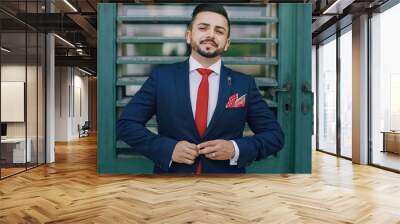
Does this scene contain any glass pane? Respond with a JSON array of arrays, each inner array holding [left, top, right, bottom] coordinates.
[[1, 31, 27, 177], [312, 46, 317, 151], [371, 4, 400, 171], [38, 33, 46, 165], [27, 0, 41, 170], [0, 1, 46, 178], [340, 29, 352, 158], [27, 31, 38, 169], [318, 37, 337, 154]]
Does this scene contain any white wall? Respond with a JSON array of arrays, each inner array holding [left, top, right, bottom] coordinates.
[[54, 67, 89, 141], [1, 65, 41, 138], [1, 66, 26, 130], [55, 66, 69, 141], [1, 64, 46, 164], [71, 72, 89, 138], [1, 82, 25, 122]]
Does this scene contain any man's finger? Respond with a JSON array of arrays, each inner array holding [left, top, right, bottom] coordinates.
[[198, 140, 218, 149], [185, 147, 199, 157], [183, 151, 197, 160], [205, 152, 220, 160], [183, 158, 194, 165], [199, 145, 218, 155], [184, 142, 198, 150]]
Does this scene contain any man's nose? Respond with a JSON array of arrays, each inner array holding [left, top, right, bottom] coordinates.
[[205, 29, 216, 38]]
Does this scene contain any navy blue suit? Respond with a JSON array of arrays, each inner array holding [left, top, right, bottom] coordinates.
[[117, 59, 284, 174]]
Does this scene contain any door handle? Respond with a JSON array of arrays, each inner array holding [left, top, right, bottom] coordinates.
[[301, 81, 313, 114], [271, 82, 291, 114], [273, 82, 291, 93], [302, 81, 312, 94]]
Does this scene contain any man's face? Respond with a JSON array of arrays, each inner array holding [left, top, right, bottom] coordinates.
[[186, 11, 231, 58]]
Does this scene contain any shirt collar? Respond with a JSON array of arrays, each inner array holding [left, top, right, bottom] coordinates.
[[189, 56, 221, 75]]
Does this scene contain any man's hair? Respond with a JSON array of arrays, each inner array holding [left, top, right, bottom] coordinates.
[[189, 4, 231, 37]]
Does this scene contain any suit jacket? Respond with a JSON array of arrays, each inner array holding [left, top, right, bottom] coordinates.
[[117, 59, 284, 174]]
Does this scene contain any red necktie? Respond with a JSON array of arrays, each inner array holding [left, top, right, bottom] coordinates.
[[195, 68, 213, 175]]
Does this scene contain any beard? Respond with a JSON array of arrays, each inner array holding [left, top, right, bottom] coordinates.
[[192, 39, 224, 58]]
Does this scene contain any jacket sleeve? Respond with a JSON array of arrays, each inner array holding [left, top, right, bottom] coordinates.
[[116, 70, 177, 171], [233, 76, 285, 168]]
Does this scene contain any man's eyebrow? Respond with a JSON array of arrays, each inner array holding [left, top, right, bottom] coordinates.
[[215, 26, 226, 31], [197, 23, 226, 31], [197, 23, 210, 26]]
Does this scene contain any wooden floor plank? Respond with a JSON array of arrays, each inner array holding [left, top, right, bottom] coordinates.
[[0, 135, 400, 223]]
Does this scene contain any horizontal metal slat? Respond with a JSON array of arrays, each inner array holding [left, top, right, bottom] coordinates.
[[117, 127, 258, 150], [117, 36, 278, 44], [117, 16, 278, 24], [116, 151, 143, 159], [117, 97, 277, 108], [116, 76, 148, 86], [116, 97, 131, 107], [117, 154, 144, 159], [255, 77, 278, 87], [117, 56, 278, 65], [117, 76, 278, 87], [265, 99, 277, 108], [117, 140, 131, 149]]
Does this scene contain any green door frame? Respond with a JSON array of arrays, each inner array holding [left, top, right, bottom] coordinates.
[[97, 3, 312, 174]]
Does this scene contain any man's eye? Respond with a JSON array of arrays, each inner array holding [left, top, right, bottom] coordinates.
[[216, 30, 224, 35], [199, 27, 206, 30]]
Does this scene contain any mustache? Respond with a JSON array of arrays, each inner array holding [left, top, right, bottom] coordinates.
[[200, 39, 217, 47]]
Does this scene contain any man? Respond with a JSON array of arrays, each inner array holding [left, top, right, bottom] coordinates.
[[117, 4, 284, 174]]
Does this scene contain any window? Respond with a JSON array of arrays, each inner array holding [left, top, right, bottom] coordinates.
[[340, 28, 352, 158], [317, 36, 337, 154], [0, 1, 47, 179], [371, 3, 400, 171]]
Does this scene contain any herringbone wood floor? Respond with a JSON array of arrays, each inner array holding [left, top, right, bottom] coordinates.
[[1, 135, 400, 224]]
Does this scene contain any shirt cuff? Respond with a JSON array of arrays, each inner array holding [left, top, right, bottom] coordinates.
[[229, 140, 240, 165]]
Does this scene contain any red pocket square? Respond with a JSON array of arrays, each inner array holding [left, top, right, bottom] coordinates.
[[235, 94, 246, 107], [226, 93, 246, 108]]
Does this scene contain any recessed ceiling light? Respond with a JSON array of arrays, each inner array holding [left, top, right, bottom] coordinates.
[[63, 0, 78, 12], [322, 0, 354, 15], [54, 34, 75, 48], [1, 47, 11, 53], [78, 67, 93, 76]]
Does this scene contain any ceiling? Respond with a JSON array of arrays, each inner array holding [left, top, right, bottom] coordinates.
[[0, 0, 396, 75], [0, 0, 97, 73], [311, 0, 391, 43]]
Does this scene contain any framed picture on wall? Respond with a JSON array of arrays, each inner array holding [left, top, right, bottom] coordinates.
[[1, 81, 25, 122]]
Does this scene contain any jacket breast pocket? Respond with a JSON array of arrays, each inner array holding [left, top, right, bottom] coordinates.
[[223, 107, 247, 123]]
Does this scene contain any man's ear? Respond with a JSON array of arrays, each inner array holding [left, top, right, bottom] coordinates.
[[224, 38, 231, 51], [185, 30, 191, 45]]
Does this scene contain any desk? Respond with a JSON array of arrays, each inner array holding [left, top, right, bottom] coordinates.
[[381, 131, 400, 154], [1, 138, 31, 163]]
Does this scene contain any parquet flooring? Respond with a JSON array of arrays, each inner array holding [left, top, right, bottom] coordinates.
[[1, 135, 400, 223], [1, 167, 26, 178]]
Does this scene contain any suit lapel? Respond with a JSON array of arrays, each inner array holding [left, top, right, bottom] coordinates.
[[175, 60, 201, 141], [204, 63, 232, 139]]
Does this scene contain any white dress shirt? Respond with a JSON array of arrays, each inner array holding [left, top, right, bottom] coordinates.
[[188, 56, 240, 166]]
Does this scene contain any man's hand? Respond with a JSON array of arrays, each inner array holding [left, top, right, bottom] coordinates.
[[172, 141, 199, 165], [198, 140, 235, 160]]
